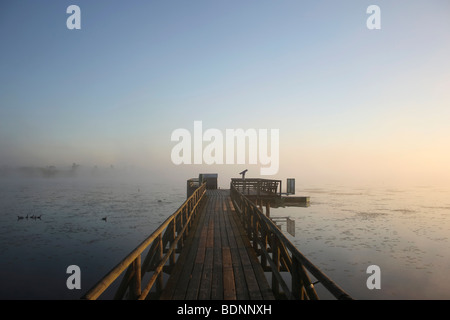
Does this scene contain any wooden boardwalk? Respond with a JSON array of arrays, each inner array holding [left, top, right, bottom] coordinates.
[[82, 178, 352, 300], [160, 189, 274, 300]]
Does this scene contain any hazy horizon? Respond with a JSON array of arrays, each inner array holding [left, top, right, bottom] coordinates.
[[1, 1, 450, 189]]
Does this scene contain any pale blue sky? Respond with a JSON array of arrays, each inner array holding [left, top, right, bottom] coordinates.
[[1, 1, 449, 185]]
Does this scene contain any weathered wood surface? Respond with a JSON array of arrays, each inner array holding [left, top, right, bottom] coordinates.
[[160, 189, 274, 300]]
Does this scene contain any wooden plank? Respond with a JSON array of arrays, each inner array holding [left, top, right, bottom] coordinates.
[[223, 197, 250, 300], [219, 197, 230, 248], [195, 227, 208, 263], [198, 247, 214, 299], [211, 245, 223, 299], [222, 247, 236, 300], [185, 199, 213, 300], [185, 262, 203, 299], [211, 195, 223, 300], [206, 218, 214, 248], [185, 194, 217, 299]]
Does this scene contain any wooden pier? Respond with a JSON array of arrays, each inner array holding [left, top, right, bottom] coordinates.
[[161, 189, 273, 300], [81, 178, 352, 300]]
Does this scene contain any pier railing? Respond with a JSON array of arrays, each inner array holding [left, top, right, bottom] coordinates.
[[81, 182, 207, 300], [231, 178, 282, 197], [230, 183, 352, 300]]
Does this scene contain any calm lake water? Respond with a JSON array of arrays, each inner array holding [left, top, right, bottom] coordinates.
[[0, 173, 185, 300], [1, 174, 449, 299], [271, 184, 450, 300]]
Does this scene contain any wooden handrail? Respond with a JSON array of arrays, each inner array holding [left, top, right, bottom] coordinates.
[[231, 178, 282, 196], [81, 183, 207, 300], [230, 183, 353, 300]]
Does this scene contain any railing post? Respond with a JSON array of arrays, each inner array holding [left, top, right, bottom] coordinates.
[[179, 210, 185, 250], [156, 234, 163, 297], [293, 256, 319, 300], [131, 255, 141, 299], [186, 203, 191, 231], [252, 219, 259, 253], [257, 180, 260, 197], [170, 220, 176, 268], [291, 256, 304, 300], [260, 225, 268, 271], [249, 207, 254, 243], [271, 233, 280, 298], [113, 264, 134, 300]]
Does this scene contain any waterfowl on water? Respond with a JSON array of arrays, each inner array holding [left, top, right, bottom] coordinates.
[[17, 214, 42, 220]]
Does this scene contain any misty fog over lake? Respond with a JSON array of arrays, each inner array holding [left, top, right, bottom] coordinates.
[[1, 170, 449, 299]]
